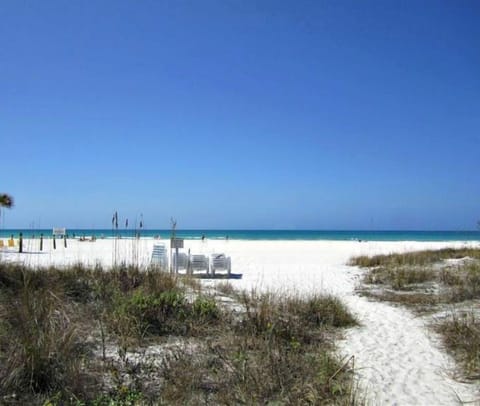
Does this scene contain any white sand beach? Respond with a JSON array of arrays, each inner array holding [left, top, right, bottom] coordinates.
[[1, 238, 479, 405]]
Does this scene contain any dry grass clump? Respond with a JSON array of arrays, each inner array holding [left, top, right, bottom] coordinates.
[[0, 262, 359, 405], [0, 286, 82, 394], [435, 311, 480, 379], [359, 290, 439, 310], [160, 337, 353, 405], [234, 291, 357, 349], [357, 263, 438, 307], [240, 291, 356, 337], [0, 264, 91, 403], [352, 248, 480, 305], [363, 266, 436, 290], [350, 248, 480, 268], [215, 280, 235, 296], [440, 262, 480, 303]]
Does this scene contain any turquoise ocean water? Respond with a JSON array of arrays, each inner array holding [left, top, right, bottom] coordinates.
[[0, 229, 479, 241]]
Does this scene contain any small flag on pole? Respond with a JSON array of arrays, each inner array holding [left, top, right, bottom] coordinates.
[[112, 211, 118, 229]]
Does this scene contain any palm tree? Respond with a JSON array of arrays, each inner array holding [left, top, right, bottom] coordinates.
[[0, 193, 14, 226], [0, 194, 14, 208]]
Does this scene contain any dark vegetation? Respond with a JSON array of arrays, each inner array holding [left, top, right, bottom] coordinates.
[[0, 262, 358, 405]]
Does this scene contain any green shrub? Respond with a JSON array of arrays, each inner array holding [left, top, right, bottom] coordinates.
[[295, 295, 358, 328], [192, 296, 219, 321], [111, 289, 188, 338], [55, 264, 94, 303], [91, 387, 143, 406]]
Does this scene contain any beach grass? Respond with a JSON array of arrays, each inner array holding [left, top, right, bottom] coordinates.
[[0, 262, 359, 405], [434, 311, 480, 380], [363, 265, 436, 290], [350, 248, 480, 268], [353, 251, 480, 307]]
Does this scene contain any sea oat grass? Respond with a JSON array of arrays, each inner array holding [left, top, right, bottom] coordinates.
[[215, 281, 235, 296], [0, 278, 84, 396], [285, 294, 358, 328], [442, 263, 480, 303], [161, 322, 357, 404], [435, 311, 480, 379], [363, 266, 436, 290], [353, 249, 480, 303], [350, 248, 480, 268]]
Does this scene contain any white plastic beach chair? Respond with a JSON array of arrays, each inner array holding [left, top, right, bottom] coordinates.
[[151, 243, 168, 270], [189, 254, 210, 275], [172, 252, 189, 273], [210, 253, 231, 277]]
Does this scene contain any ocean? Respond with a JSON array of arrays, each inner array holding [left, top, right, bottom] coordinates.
[[0, 229, 479, 241]]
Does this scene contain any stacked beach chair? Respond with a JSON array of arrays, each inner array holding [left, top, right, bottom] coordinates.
[[151, 243, 232, 277], [172, 252, 189, 272], [188, 254, 210, 275], [150, 243, 168, 271], [210, 253, 231, 277]]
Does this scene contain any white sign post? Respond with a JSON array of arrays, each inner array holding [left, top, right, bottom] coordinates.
[[52, 228, 66, 237], [171, 238, 184, 273]]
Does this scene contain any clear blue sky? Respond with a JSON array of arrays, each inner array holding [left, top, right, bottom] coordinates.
[[1, 1, 479, 230]]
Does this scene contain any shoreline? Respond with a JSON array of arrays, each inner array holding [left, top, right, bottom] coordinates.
[[2, 235, 480, 244], [1, 228, 479, 243]]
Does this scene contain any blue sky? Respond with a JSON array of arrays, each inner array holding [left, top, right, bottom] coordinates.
[[1, 1, 479, 230]]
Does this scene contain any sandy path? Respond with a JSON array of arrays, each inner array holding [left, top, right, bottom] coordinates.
[[342, 295, 476, 405], [1, 238, 479, 404]]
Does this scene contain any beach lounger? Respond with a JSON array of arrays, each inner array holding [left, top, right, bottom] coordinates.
[[151, 243, 168, 270], [210, 253, 231, 277], [8, 239, 15, 248], [189, 254, 210, 275], [0, 240, 4, 248], [172, 252, 189, 273]]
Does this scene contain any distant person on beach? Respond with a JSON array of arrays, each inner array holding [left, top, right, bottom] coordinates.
[[201, 234, 205, 241]]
